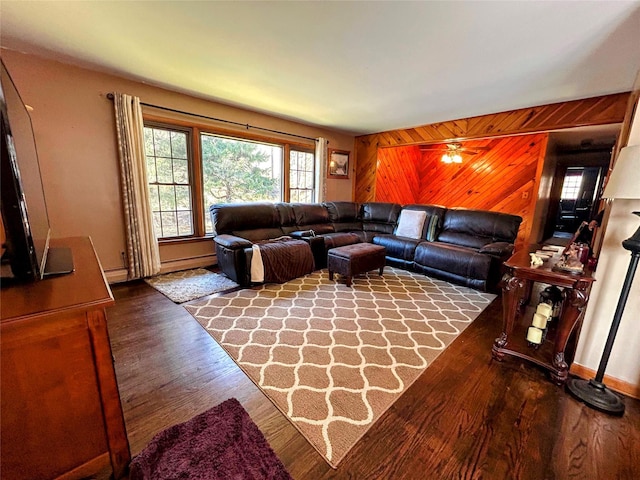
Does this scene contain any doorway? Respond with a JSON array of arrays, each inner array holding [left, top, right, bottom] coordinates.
[[539, 126, 619, 245], [553, 166, 607, 235]]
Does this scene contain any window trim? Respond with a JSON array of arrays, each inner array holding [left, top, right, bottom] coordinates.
[[288, 147, 316, 203], [143, 114, 316, 243], [144, 121, 195, 240]]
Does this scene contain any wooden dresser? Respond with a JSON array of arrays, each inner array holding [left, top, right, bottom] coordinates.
[[1, 237, 130, 479]]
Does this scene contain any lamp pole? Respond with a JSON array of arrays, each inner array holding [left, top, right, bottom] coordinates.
[[567, 212, 640, 415]]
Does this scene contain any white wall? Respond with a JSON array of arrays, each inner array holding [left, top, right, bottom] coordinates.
[[574, 92, 640, 388]]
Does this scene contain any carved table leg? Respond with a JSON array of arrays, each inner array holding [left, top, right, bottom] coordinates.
[[550, 279, 591, 384], [492, 272, 525, 361]]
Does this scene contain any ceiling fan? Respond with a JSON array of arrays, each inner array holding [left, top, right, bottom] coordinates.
[[419, 142, 491, 163], [419, 142, 491, 155]]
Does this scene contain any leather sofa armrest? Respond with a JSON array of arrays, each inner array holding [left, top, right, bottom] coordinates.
[[290, 230, 316, 238], [214, 234, 253, 249], [479, 242, 514, 258]]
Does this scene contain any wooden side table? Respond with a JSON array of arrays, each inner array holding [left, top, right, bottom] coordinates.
[[491, 248, 595, 384]]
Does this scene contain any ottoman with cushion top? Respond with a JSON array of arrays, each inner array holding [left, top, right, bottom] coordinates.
[[327, 243, 386, 287]]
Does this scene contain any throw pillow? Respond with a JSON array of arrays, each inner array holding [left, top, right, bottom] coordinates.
[[426, 214, 440, 241], [395, 209, 428, 239]]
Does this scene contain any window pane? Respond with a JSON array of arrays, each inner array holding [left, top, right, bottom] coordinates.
[[144, 125, 193, 239], [173, 159, 189, 184], [289, 149, 315, 204], [161, 212, 178, 237], [171, 131, 187, 159], [153, 129, 171, 157], [177, 211, 193, 236], [175, 185, 191, 209], [146, 156, 157, 183], [205, 211, 213, 234], [159, 185, 176, 210], [153, 212, 162, 234], [156, 157, 173, 184], [144, 127, 155, 156], [148, 185, 160, 211], [561, 173, 583, 200], [305, 172, 314, 188]]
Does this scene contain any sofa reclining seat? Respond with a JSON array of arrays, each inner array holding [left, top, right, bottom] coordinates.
[[413, 208, 521, 291]]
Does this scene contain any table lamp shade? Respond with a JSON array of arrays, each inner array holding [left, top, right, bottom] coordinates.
[[602, 145, 640, 199]]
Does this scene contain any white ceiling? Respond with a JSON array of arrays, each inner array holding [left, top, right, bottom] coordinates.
[[1, 1, 639, 135]]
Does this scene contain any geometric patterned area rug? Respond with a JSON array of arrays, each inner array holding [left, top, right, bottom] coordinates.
[[185, 267, 495, 467], [145, 268, 239, 304]]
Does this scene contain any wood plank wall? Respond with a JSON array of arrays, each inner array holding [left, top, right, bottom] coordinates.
[[354, 94, 631, 236], [375, 135, 548, 246], [375, 146, 422, 204]]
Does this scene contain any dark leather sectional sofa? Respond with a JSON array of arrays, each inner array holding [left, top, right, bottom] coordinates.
[[210, 201, 522, 292]]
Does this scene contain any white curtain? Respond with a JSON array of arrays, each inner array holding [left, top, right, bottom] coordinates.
[[113, 93, 161, 279], [315, 137, 328, 203]]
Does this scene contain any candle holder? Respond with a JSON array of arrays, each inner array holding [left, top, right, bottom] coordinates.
[[539, 285, 562, 321], [526, 326, 544, 348]]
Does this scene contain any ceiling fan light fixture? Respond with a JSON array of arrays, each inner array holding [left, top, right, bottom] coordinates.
[[442, 153, 452, 163], [452, 153, 462, 163]]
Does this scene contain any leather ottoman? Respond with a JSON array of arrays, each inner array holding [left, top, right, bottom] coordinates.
[[327, 243, 386, 287]]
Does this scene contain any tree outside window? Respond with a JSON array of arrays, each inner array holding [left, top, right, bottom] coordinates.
[[201, 134, 282, 233]]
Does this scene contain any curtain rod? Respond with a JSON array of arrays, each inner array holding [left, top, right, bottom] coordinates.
[[106, 93, 318, 143]]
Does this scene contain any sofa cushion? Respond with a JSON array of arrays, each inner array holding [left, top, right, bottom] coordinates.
[[415, 241, 492, 282], [324, 201, 363, 232], [395, 209, 428, 239], [441, 208, 522, 243], [436, 231, 489, 250], [292, 203, 330, 225], [361, 202, 401, 234], [324, 201, 360, 222], [425, 215, 440, 241], [233, 228, 288, 243], [479, 241, 515, 257], [321, 232, 361, 250], [275, 203, 297, 232], [373, 234, 423, 261], [210, 202, 280, 236], [362, 202, 402, 224]]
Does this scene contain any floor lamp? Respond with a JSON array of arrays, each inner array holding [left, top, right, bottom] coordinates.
[[567, 145, 640, 416]]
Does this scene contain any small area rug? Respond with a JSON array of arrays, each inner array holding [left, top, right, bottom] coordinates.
[[145, 268, 239, 303], [129, 398, 292, 480], [185, 267, 495, 467]]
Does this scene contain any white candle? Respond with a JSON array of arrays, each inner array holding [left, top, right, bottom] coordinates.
[[532, 312, 548, 329], [536, 303, 553, 317], [527, 326, 543, 344]]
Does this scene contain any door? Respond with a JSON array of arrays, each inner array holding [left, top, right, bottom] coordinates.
[[553, 166, 606, 234]]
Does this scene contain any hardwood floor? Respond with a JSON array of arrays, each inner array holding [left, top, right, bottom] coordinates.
[[106, 280, 640, 479]]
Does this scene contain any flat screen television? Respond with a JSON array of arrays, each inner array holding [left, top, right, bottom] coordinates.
[[1, 58, 73, 282]]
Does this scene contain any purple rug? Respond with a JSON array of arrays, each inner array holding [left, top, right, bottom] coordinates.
[[129, 398, 293, 480]]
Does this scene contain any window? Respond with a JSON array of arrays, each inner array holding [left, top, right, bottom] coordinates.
[[201, 134, 283, 233], [144, 125, 193, 238], [561, 170, 583, 200], [143, 121, 315, 240], [289, 149, 315, 203]]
